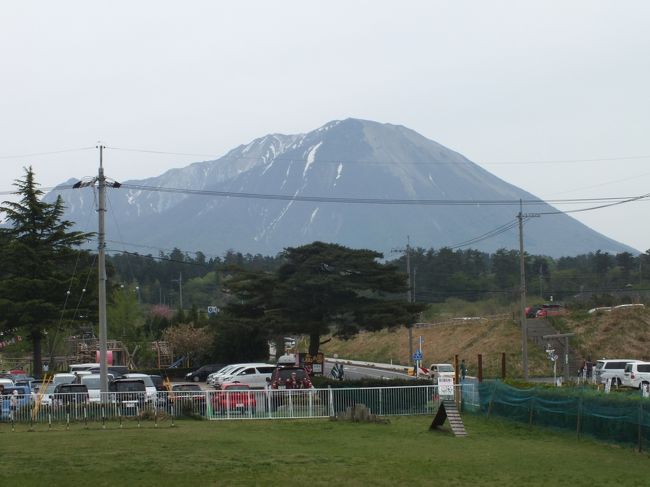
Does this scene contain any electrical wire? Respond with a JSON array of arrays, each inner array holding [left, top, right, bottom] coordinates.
[[119, 182, 650, 208]]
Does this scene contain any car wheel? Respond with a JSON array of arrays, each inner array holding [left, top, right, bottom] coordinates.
[[193, 375, 200, 382]]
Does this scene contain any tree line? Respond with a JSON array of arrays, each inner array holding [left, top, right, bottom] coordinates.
[[2, 167, 648, 373]]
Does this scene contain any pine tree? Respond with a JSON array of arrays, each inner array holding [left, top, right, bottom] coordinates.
[[0, 167, 90, 376]]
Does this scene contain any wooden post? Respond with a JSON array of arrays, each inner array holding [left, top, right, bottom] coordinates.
[[576, 396, 583, 438], [501, 352, 506, 380], [477, 354, 483, 383], [454, 354, 460, 409]]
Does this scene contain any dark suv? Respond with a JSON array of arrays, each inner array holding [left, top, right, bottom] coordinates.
[[185, 364, 224, 382], [53, 383, 89, 405], [110, 378, 147, 414]]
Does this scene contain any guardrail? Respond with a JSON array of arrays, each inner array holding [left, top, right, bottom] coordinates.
[[0, 384, 479, 425]]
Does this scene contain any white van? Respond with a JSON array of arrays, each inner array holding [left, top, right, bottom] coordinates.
[[81, 373, 115, 402], [622, 361, 650, 389], [217, 364, 276, 389], [594, 359, 641, 386]]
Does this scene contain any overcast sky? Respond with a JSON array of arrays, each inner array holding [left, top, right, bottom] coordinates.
[[1, 1, 649, 254]]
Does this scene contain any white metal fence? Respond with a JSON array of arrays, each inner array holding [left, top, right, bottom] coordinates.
[[0, 383, 479, 425]]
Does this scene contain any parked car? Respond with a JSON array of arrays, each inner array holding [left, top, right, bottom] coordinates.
[[110, 378, 147, 414], [121, 373, 157, 403], [1, 385, 32, 419], [594, 359, 641, 386], [207, 365, 240, 387], [268, 365, 313, 390], [622, 361, 650, 389], [428, 363, 455, 383], [80, 373, 115, 402], [169, 383, 206, 414], [52, 373, 77, 387], [185, 364, 225, 382], [525, 305, 541, 318], [535, 304, 567, 318], [53, 383, 90, 406], [149, 374, 167, 392], [215, 364, 276, 389], [212, 382, 256, 415]]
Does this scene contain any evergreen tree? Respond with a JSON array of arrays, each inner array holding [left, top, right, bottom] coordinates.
[[0, 167, 90, 376]]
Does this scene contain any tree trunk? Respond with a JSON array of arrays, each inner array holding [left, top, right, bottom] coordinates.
[[309, 330, 321, 356], [31, 330, 43, 377]]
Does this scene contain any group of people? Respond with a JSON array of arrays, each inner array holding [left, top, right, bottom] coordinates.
[[330, 362, 345, 381], [578, 359, 594, 380], [284, 372, 312, 389]]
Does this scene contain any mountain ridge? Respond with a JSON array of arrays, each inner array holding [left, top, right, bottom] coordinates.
[[44, 118, 637, 258]]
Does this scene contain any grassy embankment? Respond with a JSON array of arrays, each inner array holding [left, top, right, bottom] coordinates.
[[320, 301, 650, 378]]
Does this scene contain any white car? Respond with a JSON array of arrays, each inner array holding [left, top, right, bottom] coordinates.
[[622, 361, 650, 389], [217, 364, 276, 389], [594, 359, 641, 386], [81, 373, 115, 402], [428, 364, 455, 383]]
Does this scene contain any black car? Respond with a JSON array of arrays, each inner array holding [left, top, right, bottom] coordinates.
[[185, 364, 224, 382], [110, 378, 147, 414], [53, 383, 89, 405]]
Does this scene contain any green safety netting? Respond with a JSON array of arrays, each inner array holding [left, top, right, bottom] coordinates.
[[476, 381, 650, 449]]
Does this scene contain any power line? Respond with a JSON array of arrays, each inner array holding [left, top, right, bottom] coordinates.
[[118, 182, 650, 208]]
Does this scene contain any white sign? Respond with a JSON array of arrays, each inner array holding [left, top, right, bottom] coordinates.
[[207, 306, 220, 315], [438, 377, 455, 397]]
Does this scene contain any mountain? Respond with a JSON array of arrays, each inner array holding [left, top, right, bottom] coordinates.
[[45, 118, 637, 258]]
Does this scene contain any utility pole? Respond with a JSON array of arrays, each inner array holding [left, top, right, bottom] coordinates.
[[518, 202, 528, 380], [72, 145, 121, 397], [97, 145, 108, 395], [518, 201, 540, 381], [406, 237, 413, 367]]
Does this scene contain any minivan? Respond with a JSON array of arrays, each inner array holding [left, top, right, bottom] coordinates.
[[594, 359, 641, 386], [217, 364, 276, 389], [622, 361, 650, 389]]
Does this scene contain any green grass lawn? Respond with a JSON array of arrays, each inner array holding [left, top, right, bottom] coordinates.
[[1, 415, 649, 486]]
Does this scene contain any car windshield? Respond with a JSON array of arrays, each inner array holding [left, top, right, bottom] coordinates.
[[115, 382, 145, 392], [438, 365, 454, 372], [124, 375, 154, 387]]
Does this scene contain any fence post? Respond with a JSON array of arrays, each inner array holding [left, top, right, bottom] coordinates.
[[487, 382, 497, 418], [478, 354, 483, 383], [638, 402, 644, 452], [379, 388, 383, 416], [501, 352, 506, 380], [328, 386, 334, 418], [528, 395, 535, 427], [576, 396, 583, 438]]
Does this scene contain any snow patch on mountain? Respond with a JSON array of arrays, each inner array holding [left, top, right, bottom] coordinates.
[[303, 142, 323, 177]]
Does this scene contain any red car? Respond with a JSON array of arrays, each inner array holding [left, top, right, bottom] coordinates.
[[535, 304, 567, 318], [212, 382, 256, 414]]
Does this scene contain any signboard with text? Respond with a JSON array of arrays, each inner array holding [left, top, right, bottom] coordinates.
[[438, 377, 455, 397]]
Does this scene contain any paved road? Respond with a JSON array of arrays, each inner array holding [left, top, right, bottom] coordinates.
[[324, 362, 414, 381]]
